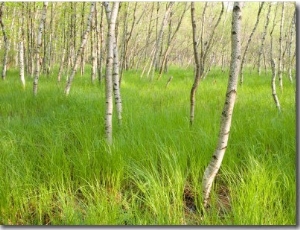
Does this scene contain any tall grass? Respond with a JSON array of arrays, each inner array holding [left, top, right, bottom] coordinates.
[[0, 67, 296, 225]]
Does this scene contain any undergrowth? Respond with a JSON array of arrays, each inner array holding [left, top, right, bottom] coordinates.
[[0, 67, 296, 225]]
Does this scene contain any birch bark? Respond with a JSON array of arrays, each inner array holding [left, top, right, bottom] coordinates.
[[19, 41, 25, 88], [202, 2, 242, 208], [64, 2, 95, 95], [33, 2, 48, 96], [104, 2, 119, 144]]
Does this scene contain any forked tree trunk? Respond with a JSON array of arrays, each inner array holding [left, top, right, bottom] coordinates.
[[104, 2, 119, 144], [240, 2, 264, 85], [202, 2, 242, 209], [64, 2, 95, 95], [33, 2, 48, 96]]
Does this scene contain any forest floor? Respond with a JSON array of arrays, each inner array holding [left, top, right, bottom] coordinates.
[[0, 67, 296, 225]]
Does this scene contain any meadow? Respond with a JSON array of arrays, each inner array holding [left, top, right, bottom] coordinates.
[[0, 67, 296, 225]]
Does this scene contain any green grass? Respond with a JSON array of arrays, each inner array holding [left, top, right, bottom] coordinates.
[[0, 67, 296, 225]]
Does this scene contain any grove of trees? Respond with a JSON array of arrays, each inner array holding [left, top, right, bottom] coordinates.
[[0, 1, 296, 224]]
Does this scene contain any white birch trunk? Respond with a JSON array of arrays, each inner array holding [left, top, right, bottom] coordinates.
[[271, 59, 281, 111], [104, 2, 119, 144], [202, 2, 242, 209], [33, 2, 48, 96], [19, 41, 25, 88], [113, 27, 122, 125], [64, 2, 95, 95]]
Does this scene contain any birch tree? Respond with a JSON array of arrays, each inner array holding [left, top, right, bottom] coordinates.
[[103, 2, 120, 144], [202, 2, 242, 209], [158, 3, 189, 79], [270, 4, 281, 111], [33, 2, 48, 96], [258, 3, 271, 76], [64, 2, 95, 96], [0, 2, 9, 80], [239, 2, 264, 85], [18, 5, 25, 88], [190, 2, 224, 125], [278, 3, 284, 92], [149, 2, 174, 80]]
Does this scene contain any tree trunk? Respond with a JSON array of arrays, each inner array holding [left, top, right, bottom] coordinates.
[[149, 2, 174, 80], [190, 2, 203, 126], [287, 6, 295, 83], [90, 8, 97, 83], [80, 2, 86, 76], [271, 59, 281, 111], [258, 3, 271, 76], [202, 2, 242, 209], [278, 3, 285, 92], [19, 41, 25, 88], [64, 2, 95, 96], [103, 2, 119, 145], [270, 5, 281, 112], [0, 2, 9, 80], [158, 3, 188, 79], [190, 2, 224, 126], [33, 2, 48, 96], [240, 2, 264, 85]]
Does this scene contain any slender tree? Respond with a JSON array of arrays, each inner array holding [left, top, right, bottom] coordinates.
[[103, 2, 119, 144], [149, 2, 174, 80], [190, 2, 224, 125], [258, 3, 271, 76], [239, 2, 264, 85], [278, 2, 285, 92], [202, 2, 242, 209], [33, 2, 48, 96], [0, 2, 9, 80], [64, 2, 95, 96]]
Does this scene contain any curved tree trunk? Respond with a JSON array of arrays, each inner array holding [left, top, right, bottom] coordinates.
[[202, 2, 242, 209], [240, 2, 264, 85]]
